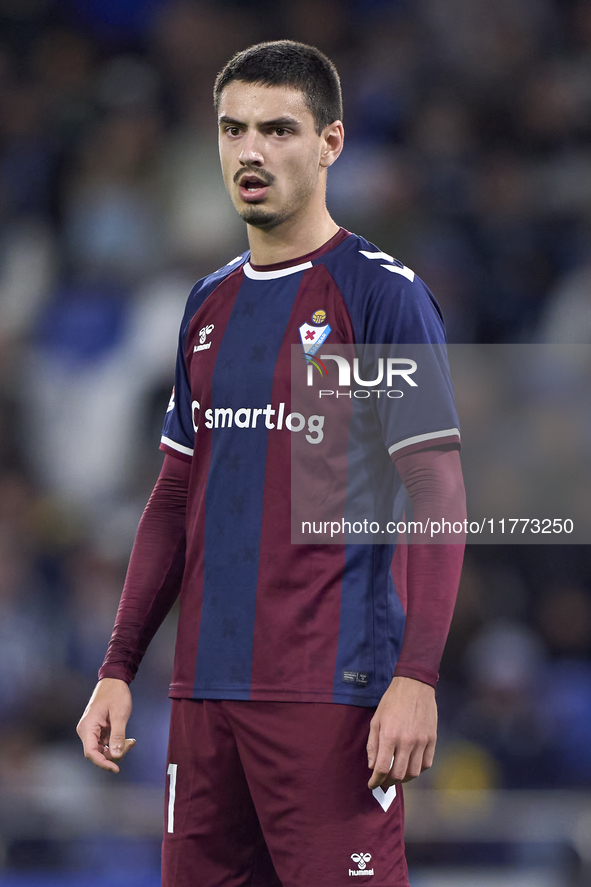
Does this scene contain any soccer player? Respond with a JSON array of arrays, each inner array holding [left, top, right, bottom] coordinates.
[[77, 40, 466, 886]]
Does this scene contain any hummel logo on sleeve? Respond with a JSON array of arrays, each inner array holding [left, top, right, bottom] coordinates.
[[194, 324, 215, 351]]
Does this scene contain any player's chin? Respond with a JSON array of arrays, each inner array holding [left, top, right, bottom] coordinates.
[[239, 206, 281, 229]]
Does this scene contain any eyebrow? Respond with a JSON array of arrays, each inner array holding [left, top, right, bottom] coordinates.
[[218, 115, 302, 129]]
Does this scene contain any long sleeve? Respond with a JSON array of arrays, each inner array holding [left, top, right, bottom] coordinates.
[[392, 445, 466, 688], [98, 454, 190, 684]]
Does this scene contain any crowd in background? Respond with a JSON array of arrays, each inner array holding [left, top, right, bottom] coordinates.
[[1, 0, 591, 868]]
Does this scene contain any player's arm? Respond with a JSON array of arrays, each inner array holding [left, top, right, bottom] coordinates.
[[367, 445, 465, 789], [77, 453, 189, 772]]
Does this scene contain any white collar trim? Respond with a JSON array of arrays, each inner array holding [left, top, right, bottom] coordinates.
[[243, 260, 313, 280]]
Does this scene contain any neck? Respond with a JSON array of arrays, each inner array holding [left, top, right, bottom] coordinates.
[[247, 208, 339, 266]]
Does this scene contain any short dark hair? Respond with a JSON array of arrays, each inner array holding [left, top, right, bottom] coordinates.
[[214, 40, 342, 135]]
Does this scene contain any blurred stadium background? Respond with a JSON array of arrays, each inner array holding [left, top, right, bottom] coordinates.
[[1, 0, 591, 884]]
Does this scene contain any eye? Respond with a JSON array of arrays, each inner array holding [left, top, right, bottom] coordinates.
[[224, 125, 241, 137]]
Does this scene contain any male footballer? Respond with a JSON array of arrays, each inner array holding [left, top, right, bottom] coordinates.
[[77, 40, 466, 886]]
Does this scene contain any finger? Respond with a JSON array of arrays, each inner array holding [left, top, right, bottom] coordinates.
[[366, 717, 380, 769], [77, 716, 127, 773], [401, 744, 424, 783], [78, 725, 121, 773], [422, 737, 436, 771], [85, 745, 121, 773], [390, 744, 411, 784], [105, 738, 136, 762], [368, 746, 396, 790], [107, 717, 131, 759]]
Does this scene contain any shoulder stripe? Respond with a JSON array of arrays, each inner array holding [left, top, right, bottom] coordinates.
[[161, 436, 194, 457], [359, 249, 415, 282], [380, 263, 415, 282], [243, 261, 313, 280], [388, 427, 460, 456], [359, 249, 394, 261]]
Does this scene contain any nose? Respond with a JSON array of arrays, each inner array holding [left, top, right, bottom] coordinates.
[[239, 129, 264, 166]]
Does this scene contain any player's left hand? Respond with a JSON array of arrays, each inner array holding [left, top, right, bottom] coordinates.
[[366, 675, 437, 789]]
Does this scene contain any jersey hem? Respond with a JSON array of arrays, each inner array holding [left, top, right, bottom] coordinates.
[[168, 685, 381, 707]]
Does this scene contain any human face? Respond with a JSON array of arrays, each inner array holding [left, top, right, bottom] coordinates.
[[218, 81, 327, 231]]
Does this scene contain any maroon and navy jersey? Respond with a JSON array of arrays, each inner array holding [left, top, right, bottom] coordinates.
[[160, 228, 460, 706]]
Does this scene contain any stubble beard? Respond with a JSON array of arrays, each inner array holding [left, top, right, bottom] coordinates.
[[238, 204, 288, 230]]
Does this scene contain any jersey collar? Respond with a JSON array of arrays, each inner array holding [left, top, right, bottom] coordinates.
[[243, 228, 350, 280]]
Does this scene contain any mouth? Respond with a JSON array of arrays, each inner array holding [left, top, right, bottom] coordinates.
[[238, 174, 270, 202]]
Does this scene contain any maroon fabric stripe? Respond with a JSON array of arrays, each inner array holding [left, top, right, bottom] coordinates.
[[169, 269, 244, 697], [392, 447, 466, 687], [249, 264, 356, 700], [99, 454, 188, 684]]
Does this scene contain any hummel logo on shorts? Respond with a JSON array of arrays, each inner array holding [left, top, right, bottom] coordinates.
[[350, 852, 374, 876]]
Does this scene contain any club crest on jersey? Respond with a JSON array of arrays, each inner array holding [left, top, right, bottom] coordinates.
[[299, 310, 331, 357]]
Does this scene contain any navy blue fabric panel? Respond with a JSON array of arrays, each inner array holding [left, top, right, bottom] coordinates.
[[193, 271, 304, 694], [333, 545, 386, 706], [160, 322, 194, 454], [321, 233, 447, 346], [383, 562, 407, 679], [331, 543, 405, 705], [161, 256, 247, 454], [376, 343, 460, 453], [320, 235, 454, 702], [331, 414, 407, 703], [321, 234, 459, 457]]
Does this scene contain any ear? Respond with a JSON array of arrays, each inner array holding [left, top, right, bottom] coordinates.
[[319, 120, 344, 169]]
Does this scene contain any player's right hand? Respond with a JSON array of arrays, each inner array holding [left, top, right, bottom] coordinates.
[[76, 678, 135, 774]]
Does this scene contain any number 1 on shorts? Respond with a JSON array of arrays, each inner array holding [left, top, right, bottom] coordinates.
[[167, 763, 178, 833]]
